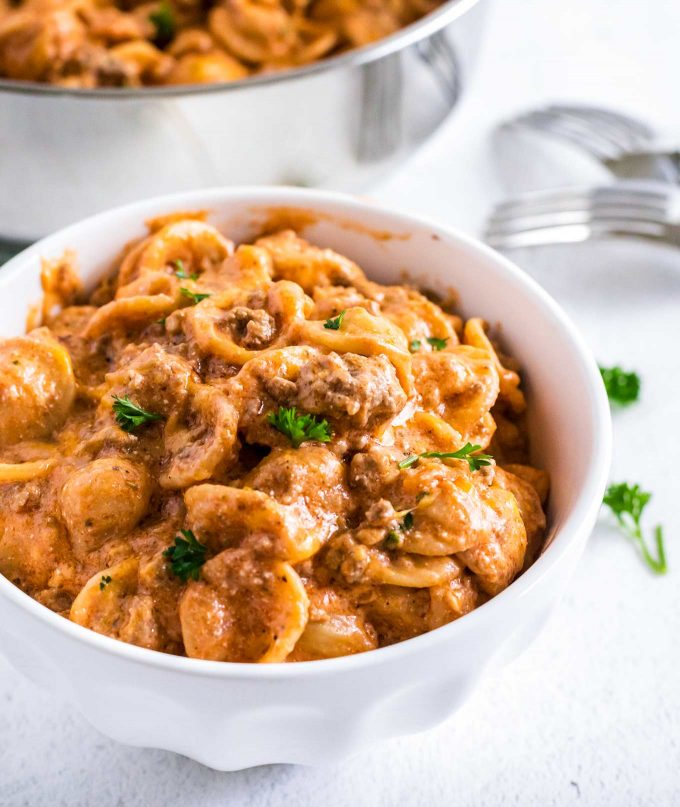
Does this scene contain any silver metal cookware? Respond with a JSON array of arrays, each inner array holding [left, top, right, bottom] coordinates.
[[0, 0, 487, 244]]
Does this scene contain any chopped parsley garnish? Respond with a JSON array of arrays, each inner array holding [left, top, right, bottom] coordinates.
[[324, 310, 346, 330], [174, 259, 198, 281], [112, 395, 163, 433], [399, 443, 492, 472], [267, 405, 332, 449], [149, 0, 176, 48], [599, 365, 641, 406], [415, 490, 429, 503], [427, 336, 448, 351], [180, 287, 211, 305], [163, 529, 207, 582], [99, 575, 112, 591], [384, 510, 415, 548], [603, 482, 667, 574], [409, 340, 421, 352]]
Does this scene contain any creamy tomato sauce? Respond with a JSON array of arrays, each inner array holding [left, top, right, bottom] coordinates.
[[0, 215, 548, 662]]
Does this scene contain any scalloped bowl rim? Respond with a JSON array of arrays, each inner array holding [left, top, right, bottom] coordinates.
[[0, 186, 612, 679]]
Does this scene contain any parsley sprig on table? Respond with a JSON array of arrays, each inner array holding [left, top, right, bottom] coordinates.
[[163, 530, 208, 582], [268, 406, 332, 448], [602, 482, 667, 574], [324, 310, 346, 330], [174, 259, 199, 281], [112, 395, 163, 433], [180, 287, 211, 305], [149, 0, 176, 48], [599, 365, 641, 406], [398, 443, 492, 472]]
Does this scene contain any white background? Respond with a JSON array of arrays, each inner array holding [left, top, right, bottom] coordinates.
[[2, 0, 680, 804]]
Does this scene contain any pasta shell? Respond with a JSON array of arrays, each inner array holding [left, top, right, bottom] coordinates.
[[180, 548, 308, 662]]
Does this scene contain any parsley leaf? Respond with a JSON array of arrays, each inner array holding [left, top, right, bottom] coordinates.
[[180, 287, 211, 305], [112, 395, 163, 433], [163, 529, 207, 582], [149, 0, 176, 48], [384, 511, 414, 548], [399, 443, 492, 472], [267, 405, 332, 448], [427, 336, 448, 351], [174, 259, 198, 281], [324, 310, 346, 330], [602, 482, 667, 574], [409, 340, 421, 352], [99, 575, 112, 591], [599, 365, 641, 406]]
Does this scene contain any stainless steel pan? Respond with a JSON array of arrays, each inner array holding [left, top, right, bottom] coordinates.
[[0, 0, 487, 243]]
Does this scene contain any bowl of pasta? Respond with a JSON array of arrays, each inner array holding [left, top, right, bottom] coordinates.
[[0, 187, 611, 769], [0, 0, 488, 243]]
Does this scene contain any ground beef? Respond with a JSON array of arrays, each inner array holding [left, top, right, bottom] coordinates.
[[349, 445, 401, 495], [295, 352, 406, 429], [221, 306, 276, 349]]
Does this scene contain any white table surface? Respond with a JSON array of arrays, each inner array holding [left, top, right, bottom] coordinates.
[[2, 1, 680, 804]]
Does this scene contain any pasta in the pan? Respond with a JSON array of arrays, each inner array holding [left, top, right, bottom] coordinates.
[[0, 0, 444, 88], [0, 215, 548, 662]]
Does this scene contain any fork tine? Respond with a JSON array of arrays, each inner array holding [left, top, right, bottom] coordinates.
[[485, 219, 679, 250], [486, 208, 675, 234], [486, 225, 594, 249], [516, 114, 622, 160], [484, 183, 680, 249], [488, 209, 671, 234], [492, 183, 675, 212], [552, 109, 653, 154], [514, 110, 628, 159], [546, 105, 655, 140], [491, 196, 672, 224], [492, 193, 673, 224], [506, 104, 656, 160]]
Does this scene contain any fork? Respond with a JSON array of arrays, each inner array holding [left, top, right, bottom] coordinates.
[[501, 104, 680, 184], [484, 182, 680, 250]]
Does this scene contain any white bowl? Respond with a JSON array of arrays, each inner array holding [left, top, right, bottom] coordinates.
[[0, 188, 611, 770]]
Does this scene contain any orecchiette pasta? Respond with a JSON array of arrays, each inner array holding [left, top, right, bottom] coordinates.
[[179, 548, 309, 662], [0, 0, 445, 88], [0, 216, 547, 663], [59, 457, 152, 552], [0, 328, 76, 447]]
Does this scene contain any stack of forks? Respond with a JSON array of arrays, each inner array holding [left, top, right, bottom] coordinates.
[[485, 105, 680, 250]]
